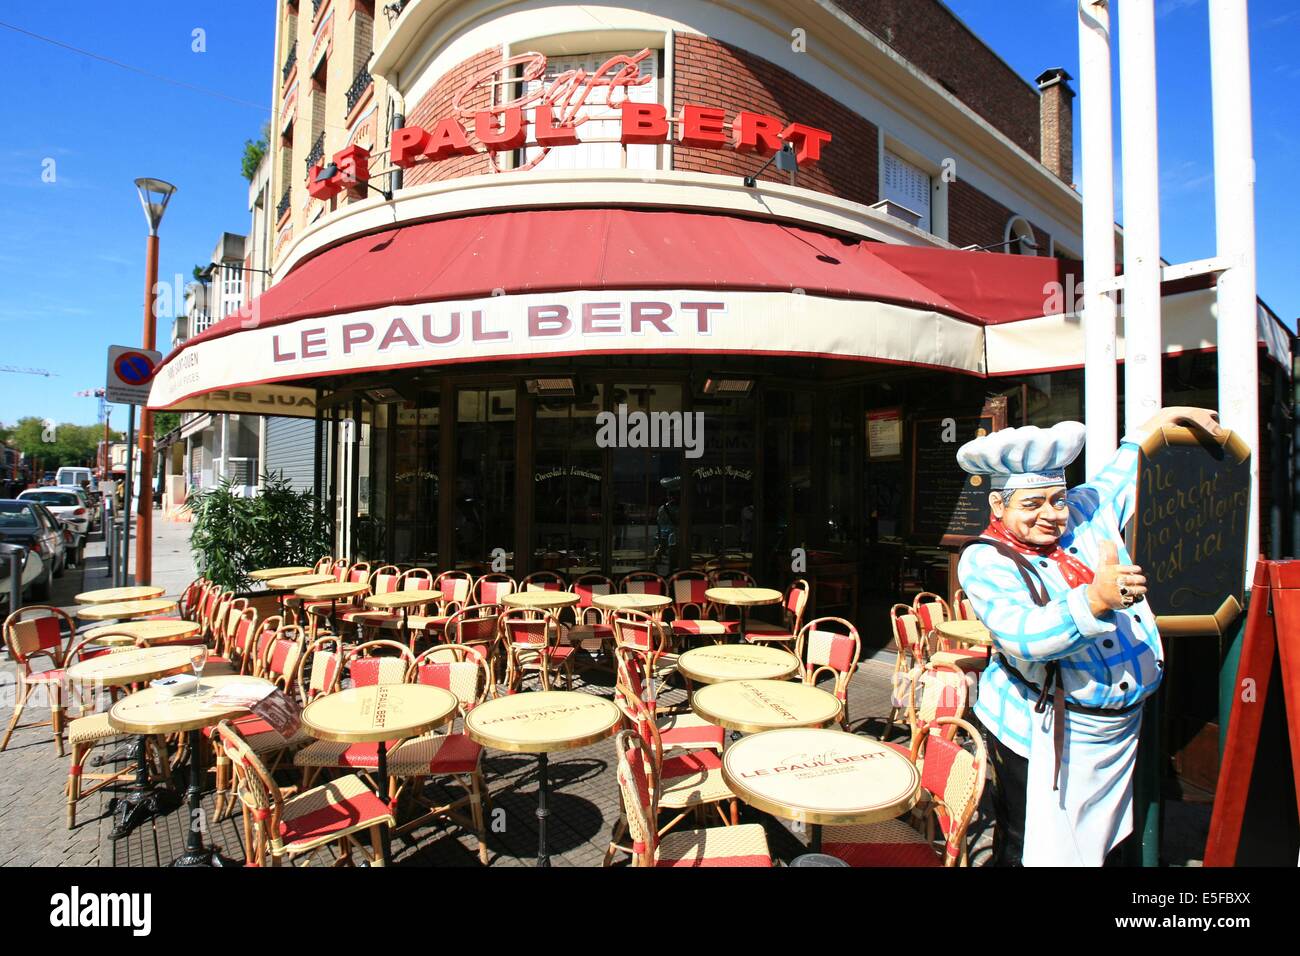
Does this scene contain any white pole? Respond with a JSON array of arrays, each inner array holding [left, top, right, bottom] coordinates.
[[1119, 0, 1163, 435], [1078, 0, 1119, 477], [1209, 0, 1261, 581]]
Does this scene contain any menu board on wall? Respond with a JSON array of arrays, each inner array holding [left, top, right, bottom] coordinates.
[[867, 407, 903, 460], [909, 400, 1005, 545]]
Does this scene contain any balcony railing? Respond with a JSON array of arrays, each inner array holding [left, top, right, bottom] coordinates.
[[305, 131, 325, 173], [346, 65, 373, 114], [277, 186, 291, 221], [281, 42, 297, 82]]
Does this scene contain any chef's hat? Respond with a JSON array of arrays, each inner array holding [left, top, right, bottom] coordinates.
[[956, 421, 1086, 490]]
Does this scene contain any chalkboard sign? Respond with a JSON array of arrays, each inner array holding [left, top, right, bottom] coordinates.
[[1129, 426, 1251, 637], [910, 413, 996, 545]]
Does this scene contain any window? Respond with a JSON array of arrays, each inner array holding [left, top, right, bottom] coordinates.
[[1005, 216, 1038, 256], [533, 386, 604, 574], [454, 387, 516, 571], [882, 148, 932, 232]]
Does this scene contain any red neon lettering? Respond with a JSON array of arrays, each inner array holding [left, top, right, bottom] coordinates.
[[733, 111, 784, 157], [619, 102, 668, 145], [334, 145, 371, 200], [378, 318, 418, 351], [390, 126, 431, 167], [529, 305, 572, 337], [422, 313, 460, 345], [680, 302, 724, 333], [425, 117, 476, 161], [679, 105, 727, 148], [301, 329, 328, 359], [272, 335, 296, 363], [471, 310, 508, 341], [342, 323, 374, 354], [582, 303, 621, 334], [535, 108, 579, 147], [630, 302, 672, 334], [781, 123, 832, 164], [475, 107, 526, 150]]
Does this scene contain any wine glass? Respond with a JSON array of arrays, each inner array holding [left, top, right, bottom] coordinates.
[[190, 645, 209, 689]]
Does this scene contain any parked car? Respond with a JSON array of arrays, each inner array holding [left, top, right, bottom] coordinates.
[[55, 466, 94, 489], [17, 488, 88, 566], [0, 499, 67, 604], [52, 484, 101, 531]]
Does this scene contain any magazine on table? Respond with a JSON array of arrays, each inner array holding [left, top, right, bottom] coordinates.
[[205, 680, 302, 738]]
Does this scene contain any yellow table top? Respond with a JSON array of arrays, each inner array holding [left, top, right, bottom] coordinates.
[[109, 675, 275, 735], [465, 691, 621, 754], [705, 587, 782, 607], [76, 598, 178, 622], [721, 727, 920, 826], [295, 581, 369, 600], [249, 566, 315, 581], [676, 644, 799, 685], [301, 684, 457, 745], [691, 679, 842, 733], [75, 585, 166, 604], [502, 591, 580, 610], [66, 645, 196, 687], [269, 573, 335, 589], [936, 620, 993, 646], [85, 620, 200, 646], [364, 591, 435, 611], [593, 593, 671, 612]]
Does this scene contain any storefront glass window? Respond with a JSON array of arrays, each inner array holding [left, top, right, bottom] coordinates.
[[762, 389, 813, 583], [454, 387, 516, 573], [691, 394, 756, 568], [609, 383, 683, 578], [390, 394, 439, 566], [533, 385, 604, 577]]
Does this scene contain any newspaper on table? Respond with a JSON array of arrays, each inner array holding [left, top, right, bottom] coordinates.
[[204, 680, 301, 739]]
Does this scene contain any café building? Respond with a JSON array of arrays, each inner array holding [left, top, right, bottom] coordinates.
[[147, 0, 1295, 629]]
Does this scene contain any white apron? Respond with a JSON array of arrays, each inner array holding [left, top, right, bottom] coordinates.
[[1021, 704, 1141, 866]]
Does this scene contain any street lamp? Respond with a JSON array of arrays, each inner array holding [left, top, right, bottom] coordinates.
[[132, 177, 176, 586]]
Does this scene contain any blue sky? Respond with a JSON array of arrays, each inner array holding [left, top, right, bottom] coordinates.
[[0, 0, 1296, 427]]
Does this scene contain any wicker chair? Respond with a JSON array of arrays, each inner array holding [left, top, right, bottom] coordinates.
[[794, 616, 861, 729], [501, 607, 574, 692], [742, 579, 810, 645], [667, 569, 736, 642], [2, 606, 78, 755]]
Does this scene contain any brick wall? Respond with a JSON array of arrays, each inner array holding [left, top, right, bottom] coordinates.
[[948, 179, 1050, 253], [671, 34, 878, 207], [830, 0, 1040, 158], [403, 45, 502, 186]]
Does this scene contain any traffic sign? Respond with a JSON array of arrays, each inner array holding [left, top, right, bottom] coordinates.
[[105, 345, 163, 405]]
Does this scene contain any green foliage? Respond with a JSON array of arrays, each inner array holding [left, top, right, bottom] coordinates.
[[241, 125, 270, 182], [152, 411, 181, 437], [7, 416, 105, 469], [186, 471, 331, 593]]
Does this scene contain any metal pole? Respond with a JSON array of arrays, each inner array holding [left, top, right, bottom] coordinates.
[[135, 233, 160, 585], [1119, 0, 1163, 434], [123, 406, 136, 586], [1209, 0, 1261, 585], [1078, 0, 1119, 477], [7, 550, 20, 614], [104, 502, 114, 580], [1292, 345, 1299, 558]]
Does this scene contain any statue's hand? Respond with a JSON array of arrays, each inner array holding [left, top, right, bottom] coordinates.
[[1087, 540, 1147, 616]]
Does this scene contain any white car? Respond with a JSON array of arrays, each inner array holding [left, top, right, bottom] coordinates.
[[53, 484, 101, 530], [55, 466, 94, 489], [17, 488, 89, 565]]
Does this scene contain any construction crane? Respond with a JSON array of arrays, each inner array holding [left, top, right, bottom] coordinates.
[[0, 365, 55, 377]]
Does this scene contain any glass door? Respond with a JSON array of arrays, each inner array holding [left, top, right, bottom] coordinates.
[[532, 385, 604, 578], [453, 386, 516, 574], [608, 382, 683, 579]]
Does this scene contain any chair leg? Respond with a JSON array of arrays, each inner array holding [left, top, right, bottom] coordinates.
[[604, 813, 627, 867], [470, 770, 488, 865], [0, 683, 33, 752], [67, 741, 89, 828], [369, 826, 386, 867], [50, 685, 65, 757]]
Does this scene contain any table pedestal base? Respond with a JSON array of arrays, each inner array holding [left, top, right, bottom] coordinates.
[[108, 734, 177, 840], [536, 751, 550, 868], [168, 728, 243, 867]]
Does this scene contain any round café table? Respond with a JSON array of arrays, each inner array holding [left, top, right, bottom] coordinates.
[[593, 592, 671, 616], [705, 586, 781, 638], [721, 727, 920, 857], [77, 598, 178, 623], [502, 591, 579, 612], [110, 674, 276, 866], [691, 679, 842, 734], [936, 620, 993, 647], [75, 585, 166, 605], [465, 691, 621, 867], [676, 644, 799, 685], [67, 645, 198, 840], [249, 566, 315, 582], [301, 684, 458, 865], [86, 620, 201, 647], [268, 573, 336, 617], [362, 591, 437, 648], [295, 581, 369, 635]]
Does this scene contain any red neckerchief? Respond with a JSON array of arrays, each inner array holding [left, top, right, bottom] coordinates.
[[981, 519, 1095, 589]]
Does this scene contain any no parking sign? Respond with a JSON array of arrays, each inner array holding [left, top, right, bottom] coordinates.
[[105, 345, 163, 405]]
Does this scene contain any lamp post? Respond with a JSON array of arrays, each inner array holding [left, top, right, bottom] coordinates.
[[132, 177, 176, 586]]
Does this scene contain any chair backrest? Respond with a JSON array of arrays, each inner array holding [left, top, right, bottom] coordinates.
[[708, 569, 756, 588], [951, 589, 976, 623], [369, 565, 402, 595], [410, 644, 491, 713], [346, 561, 372, 586], [912, 592, 951, 634], [296, 634, 343, 703], [433, 571, 473, 609], [613, 645, 654, 714], [620, 571, 666, 596], [178, 578, 205, 621], [345, 640, 416, 687], [228, 607, 260, 673], [500, 607, 554, 651], [399, 567, 434, 593], [444, 604, 502, 652], [3, 605, 72, 672], [667, 570, 710, 618], [612, 728, 662, 867], [252, 615, 283, 676], [610, 609, 667, 656], [908, 663, 968, 744], [915, 717, 987, 866], [313, 555, 334, 575], [474, 573, 516, 606], [262, 625, 307, 691], [794, 616, 861, 704], [521, 571, 565, 592], [216, 597, 250, 655], [198, 584, 223, 633], [213, 720, 284, 864], [889, 604, 927, 665], [781, 579, 811, 631], [572, 574, 613, 608]]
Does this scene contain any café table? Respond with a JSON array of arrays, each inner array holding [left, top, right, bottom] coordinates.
[[76, 598, 178, 623], [109, 674, 276, 866], [691, 679, 842, 734], [362, 590, 437, 648], [248, 566, 315, 582], [300, 684, 458, 865], [75, 585, 166, 604], [464, 691, 621, 867], [267, 573, 336, 617], [85, 619, 201, 647], [502, 591, 580, 613], [676, 644, 799, 685], [936, 620, 993, 647], [294, 581, 369, 635], [67, 645, 198, 839], [721, 727, 920, 858], [705, 586, 782, 638], [593, 592, 671, 616]]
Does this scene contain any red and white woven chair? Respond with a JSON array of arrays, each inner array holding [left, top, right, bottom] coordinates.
[[667, 570, 737, 643], [884, 662, 968, 757], [520, 570, 565, 592], [306, 561, 371, 639], [614, 645, 723, 754], [823, 716, 987, 867], [441, 603, 503, 672], [794, 616, 861, 729], [743, 579, 809, 645], [925, 589, 989, 673], [388, 644, 494, 863], [473, 573, 516, 607], [2, 606, 78, 755], [609, 729, 771, 868], [610, 609, 678, 703], [294, 633, 344, 705], [215, 719, 395, 867], [620, 570, 667, 596], [501, 606, 574, 692], [224, 607, 262, 675], [567, 573, 614, 655], [881, 604, 929, 739], [951, 588, 976, 622]]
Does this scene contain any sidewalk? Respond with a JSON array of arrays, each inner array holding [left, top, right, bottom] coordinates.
[[84, 511, 196, 604]]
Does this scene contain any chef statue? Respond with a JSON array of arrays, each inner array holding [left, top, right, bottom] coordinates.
[[955, 406, 1222, 866]]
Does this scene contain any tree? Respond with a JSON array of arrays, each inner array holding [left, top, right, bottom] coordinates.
[[9, 417, 112, 469], [153, 411, 180, 438], [241, 123, 270, 182]]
